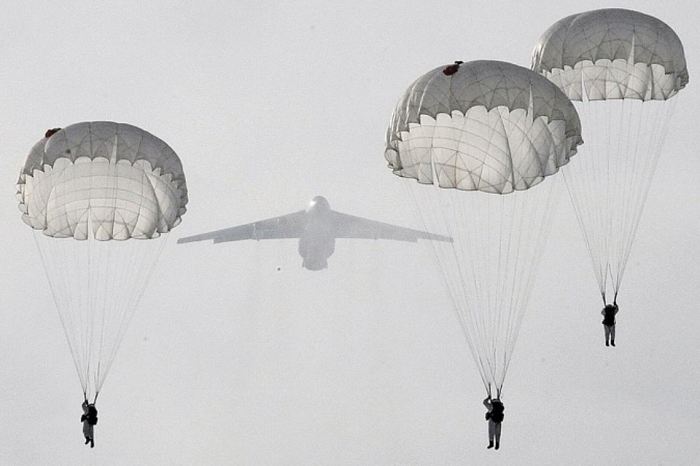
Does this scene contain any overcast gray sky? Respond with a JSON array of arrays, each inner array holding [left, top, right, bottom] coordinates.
[[1, 1, 698, 464]]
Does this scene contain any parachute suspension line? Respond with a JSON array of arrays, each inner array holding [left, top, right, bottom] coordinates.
[[455, 187, 488, 385], [609, 97, 634, 297], [593, 99, 612, 297], [483, 115, 509, 389], [490, 109, 511, 389], [94, 197, 171, 395], [504, 187, 529, 389], [460, 109, 509, 390], [610, 100, 643, 296], [498, 110, 562, 395], [614, 98, 676, 296], [610, 98, 645, 296], [404, 171, 492, 394], [403, 135, 492, 395], [97, 235, 169, 396], [33, 232, 87, 392], [614, 98, 677, 294], [472, 193, 498, 389], [501, 177, 561, 393], [86, 168, 96, 395], [448, 186, 489, 390], [564, 97, 606, 300], [94, 156, 120, 395], [495, 195, 514, 389], [565, 96, 677, 303], [499, 194, 515, 390], [31, 155, 103, 396], [454, 188, 495, 393], [84, 138, 97, 394], [93, 234, 106, 394], [94, 179, 171, 396], [404, 140, 560, 395], [605, 97, 631, 299], [90, 166, 110, 394], [439, 116, 492, 394], [453, 188, 493, 394], [72, 232, 91, 396], [495, 195, 510, 387]]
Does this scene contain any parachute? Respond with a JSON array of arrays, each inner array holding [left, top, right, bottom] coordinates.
[[532, 8, 688, 304], [385, 60, 582, 396], [17, 122, 188, 402]]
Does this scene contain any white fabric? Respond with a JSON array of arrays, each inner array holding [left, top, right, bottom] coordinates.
[[389, 109, 573, 194], [532, 8, 688, 101], [385, 60, 582, 192], [18, 122, 187, 240]]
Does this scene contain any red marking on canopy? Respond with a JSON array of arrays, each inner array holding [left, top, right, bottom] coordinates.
[[443, 64, 460, 76], [45, 128, 62, 138], [443, 61, 464, 76]]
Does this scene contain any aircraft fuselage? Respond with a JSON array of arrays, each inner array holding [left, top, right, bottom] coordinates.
[[298, 196, 335, 270]]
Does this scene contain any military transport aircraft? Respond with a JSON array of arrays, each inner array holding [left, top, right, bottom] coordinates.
[[177, 196, 452, 270]]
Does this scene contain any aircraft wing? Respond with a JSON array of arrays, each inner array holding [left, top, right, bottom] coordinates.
[[177, 210, 307, 244], [329, 211, 453, 243]]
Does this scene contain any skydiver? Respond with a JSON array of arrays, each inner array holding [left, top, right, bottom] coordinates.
[[81, 400, 98, 448], [483, 396, 504, 450], [601, 302, 619, 347]]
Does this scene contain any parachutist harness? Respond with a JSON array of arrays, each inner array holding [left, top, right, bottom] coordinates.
[[83, 403, 98, 426]]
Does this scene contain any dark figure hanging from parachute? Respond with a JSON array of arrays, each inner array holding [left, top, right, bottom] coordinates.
[[602, 302, 619, 347], [484, 396, 505, 450], [81, 400, 98, 448]]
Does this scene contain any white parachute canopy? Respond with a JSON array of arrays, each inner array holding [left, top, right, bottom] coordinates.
[[18, 122, 188, 401], [385, 60, 582, 396], [532, 8, 688, 304]]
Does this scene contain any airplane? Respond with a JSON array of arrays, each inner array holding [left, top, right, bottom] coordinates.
[[177, 196, 453, 271]]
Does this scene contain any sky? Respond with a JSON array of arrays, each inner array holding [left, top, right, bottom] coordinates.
[[0, 0, 698, 464]]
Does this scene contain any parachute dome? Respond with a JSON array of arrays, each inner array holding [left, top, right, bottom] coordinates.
[[385, 60, 582, 194], [532, 8, 689, 101], [17, 121, 188, 240]]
